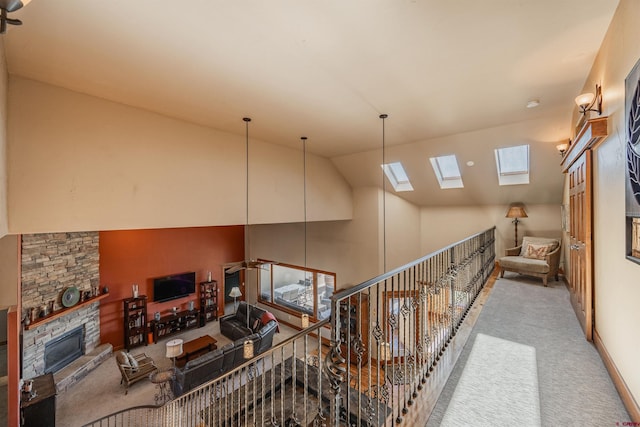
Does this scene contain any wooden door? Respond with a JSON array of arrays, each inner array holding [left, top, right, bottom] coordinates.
[[568, 151, 593, 341]]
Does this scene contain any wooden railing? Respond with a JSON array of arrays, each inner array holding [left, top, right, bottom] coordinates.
[[84, 227, 495, 426]]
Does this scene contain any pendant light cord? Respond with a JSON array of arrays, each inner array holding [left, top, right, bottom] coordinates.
[[243, 118, 251, 263], [380, 114, 388, 273], [302, 137, 308, 269]]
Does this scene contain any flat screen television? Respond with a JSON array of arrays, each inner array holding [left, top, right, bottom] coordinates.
[[153, 272, 196, 303]]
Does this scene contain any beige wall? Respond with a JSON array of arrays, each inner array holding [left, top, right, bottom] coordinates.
[[421, 204, 562, 266], [251, 187, 422, 293], [579, 0, 640, 404], [384, 191, 422, 271], [0, 234, 18, 309], [0, 41, 8, 238], [7, 77, 352, 233]]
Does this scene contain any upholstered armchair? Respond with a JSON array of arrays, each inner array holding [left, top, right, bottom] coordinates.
[[498, 236, 561, 287], [115, 351, 157, 394]]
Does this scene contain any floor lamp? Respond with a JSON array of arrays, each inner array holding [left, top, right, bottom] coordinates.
[[229, 287, 242, 312], [506, 206, 528, 247]]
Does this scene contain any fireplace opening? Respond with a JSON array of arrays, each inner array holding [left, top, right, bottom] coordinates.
[[44, 326, 84, 374]]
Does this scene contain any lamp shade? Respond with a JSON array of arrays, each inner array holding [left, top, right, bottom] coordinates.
[[575, 92, 595, 108], [165, 339, 183, 359], [381, 342, 392, 361], [229, 287, 242, 298], [506, 206, 528, 219], [243, 340, 254, 359], [0, 0, 31, 13]]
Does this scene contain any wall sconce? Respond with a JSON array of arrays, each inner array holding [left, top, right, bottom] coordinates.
[[556, 143, 569, 157], [301, 313, 309, 329], [575, 84, 603, 116], [0, 0, 31, 34]]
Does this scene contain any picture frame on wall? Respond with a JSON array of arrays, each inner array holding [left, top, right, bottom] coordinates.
[[624, 57, 640, 262]]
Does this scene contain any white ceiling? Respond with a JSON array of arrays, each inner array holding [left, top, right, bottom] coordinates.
[[3, 0, 620, 206]]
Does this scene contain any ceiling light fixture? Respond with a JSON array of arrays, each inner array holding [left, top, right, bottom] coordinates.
[[526, 99, 540, 109], [0, 0, 31, 34], [575, 84, 603, 116]]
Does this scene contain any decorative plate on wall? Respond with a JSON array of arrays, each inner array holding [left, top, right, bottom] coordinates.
[[61, 286, 80, 307]]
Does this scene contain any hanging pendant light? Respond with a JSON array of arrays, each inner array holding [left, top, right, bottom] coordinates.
[[301, 136, 308, 269], [0, 0, 31, 34], [227, 118, 276, 274], [301, 136, 311, 330], [380, 114, 388, 273]]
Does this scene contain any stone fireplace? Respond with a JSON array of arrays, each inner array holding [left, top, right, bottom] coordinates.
[[21, 232, 101, 380]]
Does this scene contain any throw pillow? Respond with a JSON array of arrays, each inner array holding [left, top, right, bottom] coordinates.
[[252, 318, 262, 332], [127, 353, 139, 371], [524, 243, 550, 260], [118, 351, 131, 368]]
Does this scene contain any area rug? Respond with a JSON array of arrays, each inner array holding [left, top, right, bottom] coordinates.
[[440, 333, 541, 427]]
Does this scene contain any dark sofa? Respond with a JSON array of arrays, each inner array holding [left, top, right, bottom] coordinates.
[[170, 307, 278, 397], [220, 302, 271, 340]]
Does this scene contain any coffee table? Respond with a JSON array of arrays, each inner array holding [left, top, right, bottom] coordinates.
[[175, 335, 217, 367]]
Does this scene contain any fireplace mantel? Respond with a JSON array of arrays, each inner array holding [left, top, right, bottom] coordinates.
[[25, 293, 109, 331]]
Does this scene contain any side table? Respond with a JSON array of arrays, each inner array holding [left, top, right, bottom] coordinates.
[[149, 367, 175, 405], [20, 373, 56, 427]]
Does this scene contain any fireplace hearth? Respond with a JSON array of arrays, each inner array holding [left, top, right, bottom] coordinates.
[[44, 326, 84, 374]]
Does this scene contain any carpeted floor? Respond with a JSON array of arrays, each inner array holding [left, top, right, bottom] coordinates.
[[427, 275, 630, 426], [440, 333, 540, 426]]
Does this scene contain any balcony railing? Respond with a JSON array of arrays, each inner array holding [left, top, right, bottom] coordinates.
[[84, 227, 495, 426]]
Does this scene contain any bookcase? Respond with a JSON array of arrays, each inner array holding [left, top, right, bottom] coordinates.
[[123, 296, 148, 351], [199, 280, 218, 326], [339, 293, 369, 366]]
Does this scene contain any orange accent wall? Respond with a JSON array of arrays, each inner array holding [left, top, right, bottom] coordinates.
[[99, 226, 244, 349]]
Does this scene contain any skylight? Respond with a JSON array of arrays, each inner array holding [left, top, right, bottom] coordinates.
[[495, 145, 530, 186], [429, 155, 464, 189], [382, 162, 414, 192]]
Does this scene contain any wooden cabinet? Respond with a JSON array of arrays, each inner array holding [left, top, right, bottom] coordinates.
[[21, 373, 56, 427], [199, 280, 218, 326], [150, 309, 199, 343], [339, 293, 369, 366], [123, 296, 148, 351]]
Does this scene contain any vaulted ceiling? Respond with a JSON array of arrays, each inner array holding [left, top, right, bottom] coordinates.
[[3, 0, 619, 206]]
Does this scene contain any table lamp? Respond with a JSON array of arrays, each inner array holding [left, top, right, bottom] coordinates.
[[165, 339, 183, 368]]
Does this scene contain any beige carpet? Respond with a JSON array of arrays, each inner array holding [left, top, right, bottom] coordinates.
[[56, 312, 296, 427], [440, 333, 541, 427]]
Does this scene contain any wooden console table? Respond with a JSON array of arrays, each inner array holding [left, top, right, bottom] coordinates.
[[150, 309, 200, 343]]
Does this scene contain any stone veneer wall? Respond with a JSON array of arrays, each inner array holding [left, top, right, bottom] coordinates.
[[21, 232, 101, 379]]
